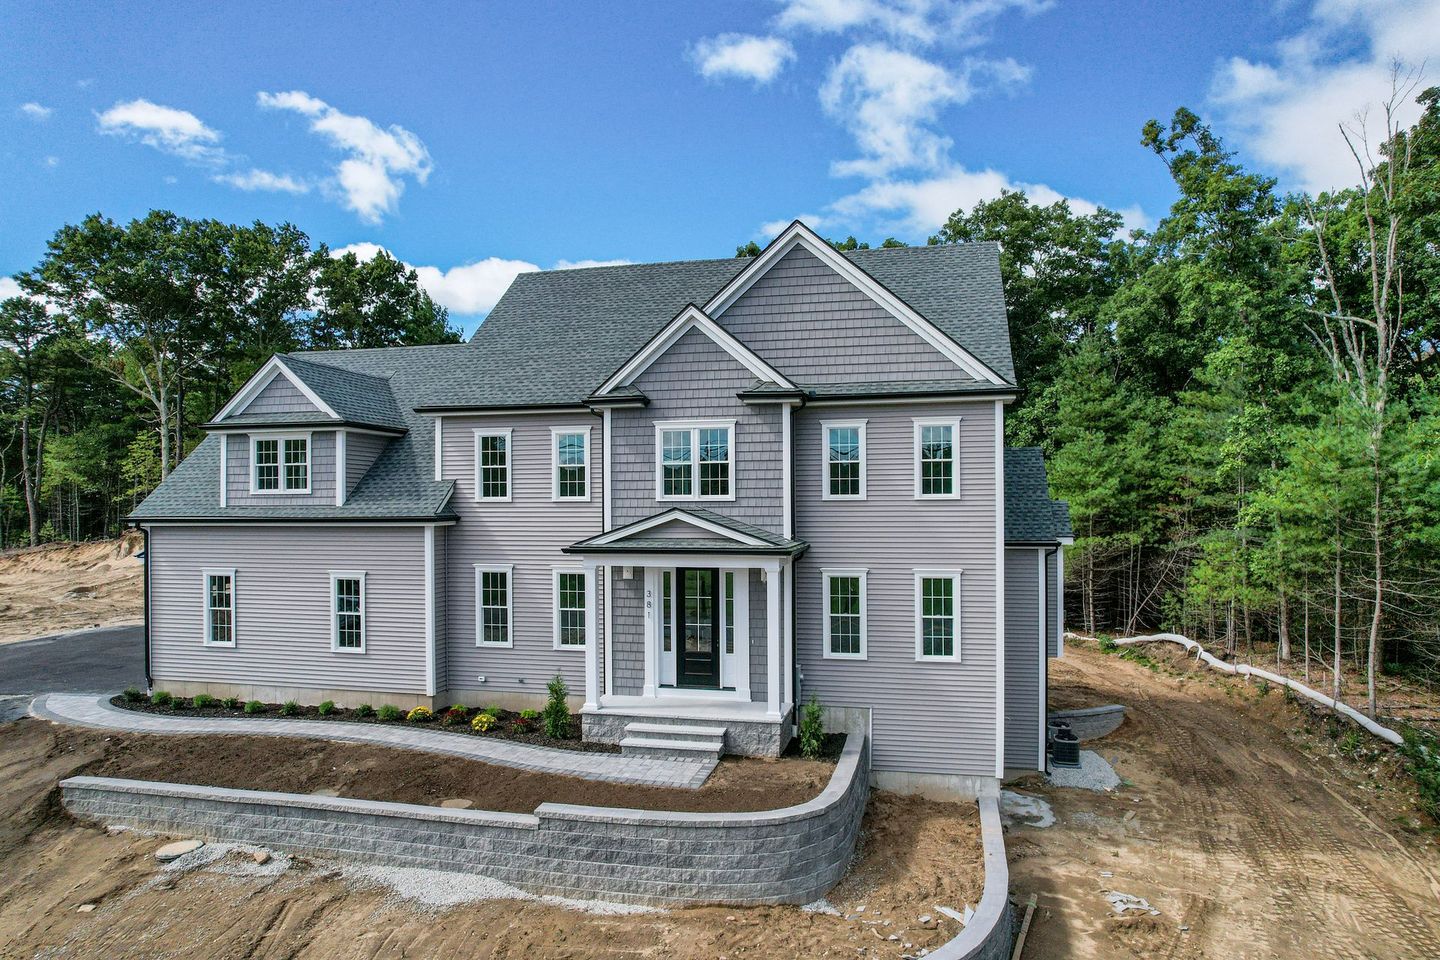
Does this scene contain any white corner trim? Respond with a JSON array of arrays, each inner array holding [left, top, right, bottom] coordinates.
[[423, 526, 436, 696], [595, 305, 796, 395], [1057, 544, 1066, 658], [550, 425, 593, 502], [601, 408, 612, 529], [782, 404, 794, 535], [212, 355, 341, 422], [218, 435, 228, 508], [473, 426, 513, 502], [434, 415, 443, 482], [993, 398, 1006, 778], [335, 429, 348, 507], [474, 563, 515, 648], [821, 567, 868, 660], [1037, 548, 1047, 770], [820, 419, 867, 501], [703, 221, 1007, 385]]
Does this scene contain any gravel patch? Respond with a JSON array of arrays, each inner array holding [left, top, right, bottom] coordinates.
[[343, 863, 664, 915], [999, 790, 1055, 829], [1048, 750, 1121, 792]]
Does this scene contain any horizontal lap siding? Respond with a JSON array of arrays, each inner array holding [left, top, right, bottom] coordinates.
[[441, 412, 603, 697], [795, 401, 999, 777], [611, 329, 783, 535], [1004, 548, 1042, 771], [227, 431, 337, 507], [148, 524, 428, 694], [1047, 549, 1060, 656], [716, 244, 972, 384]]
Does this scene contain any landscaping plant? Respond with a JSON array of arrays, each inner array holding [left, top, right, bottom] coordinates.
[[542, 674, 571, 739], [122, 687, 144, 704], [150, 691, 172, 707], [442, 705, 468, 726], [354, 703, 375, 718], [377, 704, 402, 721], [280, 700, 301, 716], [799, 695, 825, 759], [223, 696, 242, 709], [192, 693, 216, 709], [243, 699, 265, 714], [406, 705, 433, 722], [471, 711, 497, 733], [512, 708, 538, 733], [317, 700, 336, 716]]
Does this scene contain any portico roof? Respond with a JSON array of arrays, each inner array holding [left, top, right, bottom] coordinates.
[[563, 507, 807, 558]]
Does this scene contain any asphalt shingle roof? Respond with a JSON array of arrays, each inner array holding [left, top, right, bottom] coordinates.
[[1004, 447, 1071, 544], [566, 507, 807, 556], [278, 354, 407, 431]]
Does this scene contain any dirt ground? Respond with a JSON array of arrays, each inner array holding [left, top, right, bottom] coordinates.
[[0, 534, 143, 643], [1009, 638, 1440, 960], [0, 718, 984, 959]]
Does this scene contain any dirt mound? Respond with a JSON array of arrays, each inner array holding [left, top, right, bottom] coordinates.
[[0, 534, 143, 643]]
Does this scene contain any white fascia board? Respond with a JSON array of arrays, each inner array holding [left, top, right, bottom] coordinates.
[[705, 221, 1008, 386], [212, 355, 342, 422], [595, 305, 796, 395], [586, 508, 768, 547]]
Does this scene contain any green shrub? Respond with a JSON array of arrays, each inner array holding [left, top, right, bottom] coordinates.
[[1338, 728, 1363, 757], [1098, 636, 1118, 654], [243, 699, 265, 715], [441, 705, 469, 726], [542, 675, 571, 739], [512, 708, 538, 733], [407, 705, 434, 722], [483, 704, 501, 717], [377, 704, 402, 722], [354, 703, 375, 718], [317, 700, 336, 716], [122, 687, 145, 704], [192, 693, 216, 709], [471, 712, 497, 733], [223, 696, 242, 709], [1399, 731, 1440, 822], [171, 696, 190, 709], [799, 695, 825, 759], [1254, 678, 1270, 698], [150, 690, 173, 707], [280, 700, 301, 716]]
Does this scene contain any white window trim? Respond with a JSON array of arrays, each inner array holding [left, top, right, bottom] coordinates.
[[821, 420, 868, 501], [249, 430, 313, 495], [913, 417, 961, 500], [914, 569, 963, 661], [473, 427, 513, 503], [474, 563, 514, 648], [552, 566, 590, 650], [201, 567, 236, 648], [821, 567, 868, 660], [551, 426, 592, 502], [330, 570, 367, 654], [654, 418, 737, 502]]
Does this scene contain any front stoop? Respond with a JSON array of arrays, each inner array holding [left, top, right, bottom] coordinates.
[[620, 722, 726, 762]]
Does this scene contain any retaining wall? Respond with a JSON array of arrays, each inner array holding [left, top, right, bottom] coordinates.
[[930, 795, 1014, 960], [1049, 704, 1126, 742], [61, 735, 868, 906]]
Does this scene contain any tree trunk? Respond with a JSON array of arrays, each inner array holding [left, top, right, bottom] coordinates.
[[1277, 584, 1290, 663], [1367, 438, 1383, 719], [1333, 521, 1343, 704]]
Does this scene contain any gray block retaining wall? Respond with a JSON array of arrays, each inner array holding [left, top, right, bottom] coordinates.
[[1049, 704, 1126, 742], [61, 735, 868, 906], [581, 710, 791, 757]]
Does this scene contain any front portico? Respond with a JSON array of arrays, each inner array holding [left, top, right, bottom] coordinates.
[[564, 508, 805, 756]]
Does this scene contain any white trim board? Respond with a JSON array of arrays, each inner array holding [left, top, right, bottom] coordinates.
[[213, 355, 341, 422], [595, 304, 796, 396], [581, 507, 768, 548]]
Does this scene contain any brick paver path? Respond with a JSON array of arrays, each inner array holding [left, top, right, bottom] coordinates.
[[32, 693, 715, 789]]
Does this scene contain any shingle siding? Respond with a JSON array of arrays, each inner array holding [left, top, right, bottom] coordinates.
[[226, 431, 337, 507], [794, 400, 1000, 778], [243, 374, 320, 416], [1003, 548, 1044, 771], [609, 571, 646, 695], [345, 432, 391, 498]]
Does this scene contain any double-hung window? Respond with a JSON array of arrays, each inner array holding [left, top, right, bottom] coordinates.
[[823, 421, 866, 499], [203, 569, 236, 647], [552, 428, 589, 501], [553, 568, 589, 648], [252, 433, 310, 493], [915, 570, 962, 660], [914, 418, 960, 498], [475, 565, 513, 646], [823, 569, 867, 659], [656, 420, 734, 500], [474, 429, 511, 501], [331, 572, 366, 653]]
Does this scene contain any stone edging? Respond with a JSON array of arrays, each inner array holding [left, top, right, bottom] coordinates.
[[929, 795, 1014, 960], [1049, 704, 1126, 741], [60, 735, 870, 907]]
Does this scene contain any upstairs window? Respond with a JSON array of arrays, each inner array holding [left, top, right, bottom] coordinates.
[[914, 418, 960, 498], [552, 428, 589, 501], [204, 569, 235, 647], [252, 434, 310, 493], [823, 422, 866, 500], [656, 421, 734, 500], [474, 429, 511, 501], [331, 572, 366, 653], [915, 570, 962, 660]]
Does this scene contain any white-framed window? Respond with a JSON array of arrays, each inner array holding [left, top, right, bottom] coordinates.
[[474, 428, 512, 502], [553, 567, 589, 648], [655, 419, 735, 500], [250, 432, 311, 494], [822, 568, 867, 659], [913, 418, 960, 498], [552, 427, 590, 501], [202, 568, 236, 647], [475, 564, 513, 647], [822, 421, 867, 500], [661, 569, 673, 653], [330, 571, 367, 653], [914, 570, 963, 660]]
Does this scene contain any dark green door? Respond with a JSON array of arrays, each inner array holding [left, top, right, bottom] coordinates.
[[676, 567, 720, 688]]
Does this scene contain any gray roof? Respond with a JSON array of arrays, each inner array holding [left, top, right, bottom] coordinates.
[[1004, 447, 1071, 544], [279, 354, 407, 431]]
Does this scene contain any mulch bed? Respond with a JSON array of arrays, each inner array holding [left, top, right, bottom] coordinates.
[[108, 694, 619, 754]]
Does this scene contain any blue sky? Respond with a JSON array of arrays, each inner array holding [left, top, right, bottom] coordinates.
[[3, 0, 1436, 333]]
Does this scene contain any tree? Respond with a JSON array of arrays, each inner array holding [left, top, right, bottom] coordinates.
[[308, 247, 455, 349], [0, 296, 64, 545]]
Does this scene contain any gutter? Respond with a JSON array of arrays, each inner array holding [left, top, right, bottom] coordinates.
[[141, 526, 152, 690], [413, 401, 591, 415], [126, 516, 459, 526]]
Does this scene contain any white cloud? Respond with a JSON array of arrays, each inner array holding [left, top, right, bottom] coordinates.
[[258, 90, 431, 223], [213, 168, 310, 194], [43, 155, 59, 168], [96, 98, 224, 163], [553, 258, 634, 270], [692, 34, 797, 83], [775, 0, 1053, 47], [19, 102, 52, 121], [1210, 0, 1440, 194], [0, 276, 24, 301]]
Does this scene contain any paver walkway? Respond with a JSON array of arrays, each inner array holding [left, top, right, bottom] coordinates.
[[31, 693, 715, 789]]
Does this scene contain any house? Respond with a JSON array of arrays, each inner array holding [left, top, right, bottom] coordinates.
[[129, 221, 1072, 798]]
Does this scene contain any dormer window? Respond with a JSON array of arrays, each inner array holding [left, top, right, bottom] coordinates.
[[251, 433, 311, 494]]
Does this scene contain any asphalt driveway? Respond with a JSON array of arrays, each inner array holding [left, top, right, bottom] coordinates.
[[0, 625, 144, 723]]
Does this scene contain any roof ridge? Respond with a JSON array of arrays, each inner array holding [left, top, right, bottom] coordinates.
[[513, 240, 1000, 279]]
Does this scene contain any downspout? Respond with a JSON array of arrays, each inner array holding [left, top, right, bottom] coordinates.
[[140, 524, 153, 691]]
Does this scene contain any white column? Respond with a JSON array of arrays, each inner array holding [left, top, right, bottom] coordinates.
[[423, 524, 436, 699], [766, 560, 782, 718], [783, 560, 794, 713], [218, 435, 228, 508], [583, 560, 600, 710]]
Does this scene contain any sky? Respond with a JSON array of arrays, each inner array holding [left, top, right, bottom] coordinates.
[[3, 0, 1438, 334]]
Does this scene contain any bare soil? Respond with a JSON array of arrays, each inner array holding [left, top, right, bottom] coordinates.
[[1010, 637, 1440, 960], [0, 534, 143, 643], [0, 719, 984, 959]]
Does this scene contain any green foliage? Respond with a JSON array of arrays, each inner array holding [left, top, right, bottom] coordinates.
[[223, 697, 242, 709], [354, 703, 375, 718], [442, 705, 469, 726], [150, 690, 172, 707], [799, 696, 825, 759], [192, 693, 216, 709], [1098, 636, 1118, 654], [243, 700, 265, 715], [121, 687, 144, 704], [1399, 731, 1440, 822], [377, 704, 402, 721], [317, 700, 336, 716], [542, 675, 572, 739], [512, 708, 539, 733], [280, 700, 301, 716], [1338, 728, 1363, 757]]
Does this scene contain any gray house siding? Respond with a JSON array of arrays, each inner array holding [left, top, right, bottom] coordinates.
[[1047, 548, 1061, 657], [433, 525, 448, 696], [794, 400, 999, 778], [749, 568, 768, 703], [226, 431, 337, 507], [345, 432, 391, 498], [242, 374, 319, 416], [1003, 548, 1044, 771], [440, 411, 604, 700], [610, 571, 645, 696], [610, 328, 784, 535], [715, 244, 973, 385], [147, 523, 429, 696]]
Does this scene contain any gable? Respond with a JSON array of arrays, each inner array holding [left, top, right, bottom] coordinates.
[[641, 518, 736, 541], [595, 304, 794, 397], [632, 326, 756, 392], [243, 373, 324, 417], [716, 244, 975, 386]]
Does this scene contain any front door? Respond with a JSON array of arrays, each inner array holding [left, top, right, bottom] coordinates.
[[676, 567, 720, 688]]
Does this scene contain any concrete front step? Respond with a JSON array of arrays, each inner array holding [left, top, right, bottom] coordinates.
[[619, 736, 723, 761], [623, 721, 728, 742]]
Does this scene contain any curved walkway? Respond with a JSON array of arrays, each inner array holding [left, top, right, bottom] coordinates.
[[31, 693, 714, 789]]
